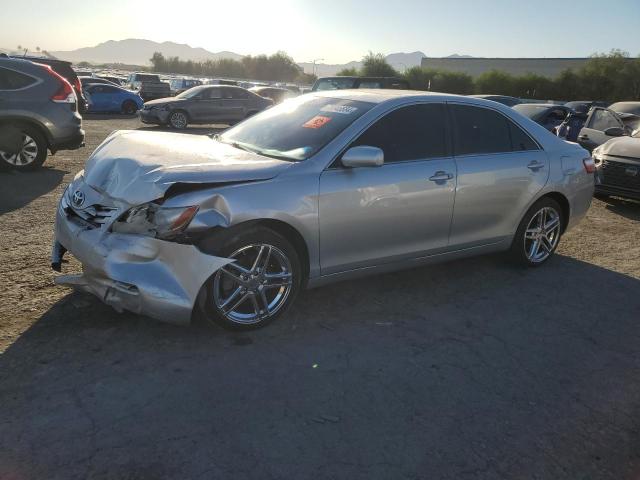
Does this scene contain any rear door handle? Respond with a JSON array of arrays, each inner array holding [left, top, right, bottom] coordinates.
[[578, 134, 589, 140], [527, 161, 544, 171], [429, 171, 453, 182]]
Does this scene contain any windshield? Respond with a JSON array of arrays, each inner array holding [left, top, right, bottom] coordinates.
[[513, 104, 551, 121], [177, 86, 207, 99], [218, 95, 375, 161]]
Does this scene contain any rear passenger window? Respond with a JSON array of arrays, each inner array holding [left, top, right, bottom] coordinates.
[[0, 67, 35, 90], [451, 104, 512, 155], [509, 122, 539, 151], [350, 104, 447, 163]]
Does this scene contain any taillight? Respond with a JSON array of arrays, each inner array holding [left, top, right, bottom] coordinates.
[[37, 64, 76, 104], [583, 157, 596, 174]]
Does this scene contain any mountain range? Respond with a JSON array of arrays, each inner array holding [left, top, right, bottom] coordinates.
[[3, 39, 472, 75]]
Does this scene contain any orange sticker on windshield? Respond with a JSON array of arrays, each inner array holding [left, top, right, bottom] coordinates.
[[303, 115, 332, 129]]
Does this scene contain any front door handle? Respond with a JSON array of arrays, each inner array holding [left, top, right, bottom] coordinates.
[[527, 161, 545, 171], [429, 171, 453, 182]]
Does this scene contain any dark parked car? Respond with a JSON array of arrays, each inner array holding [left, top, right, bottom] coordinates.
[[13, 55, 88, 113], [311, 76, 410, 91], [249, 86, 296, 104], [592, 129, 640, 200], [470, 95, 522, 107], [575, 106, 635, 152], [126, 73, 171, 101], [565, 100, 608, 111], [608, 102, 640, 116], [84, 84, 143, 114], [169, 78, 203, 95], [513, 104, 574, 132], [139, 85, 273, 129], [0, 57, 84, 170]]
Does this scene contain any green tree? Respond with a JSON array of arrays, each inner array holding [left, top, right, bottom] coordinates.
[[361, 52, 398, 77], [336, 67, 359, 76], [475, 70, 516, 96]]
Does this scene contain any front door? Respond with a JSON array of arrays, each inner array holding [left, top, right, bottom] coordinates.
[[578, 107, 625, 152], [447, 103, 549, 247], [190, 87, 223, 122], [319, 103, 456, 275]]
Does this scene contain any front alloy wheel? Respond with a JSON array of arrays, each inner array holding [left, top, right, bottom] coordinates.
[[213, 244, 293, 325], [168, 111, 188, 129], [200, 226, 301, 330]]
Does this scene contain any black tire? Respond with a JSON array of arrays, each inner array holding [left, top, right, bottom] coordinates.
[[0, 126, 47, 171], [168, 110, 189, 129], [510, 197, 564, 267], [199, 226, 302, 330], [121, 100, 138, 115]]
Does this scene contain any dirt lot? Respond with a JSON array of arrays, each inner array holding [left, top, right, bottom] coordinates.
[[1, 116, 640, 479]]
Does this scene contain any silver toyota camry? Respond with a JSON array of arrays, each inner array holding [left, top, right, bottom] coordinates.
[[52, 90, 595, 329]]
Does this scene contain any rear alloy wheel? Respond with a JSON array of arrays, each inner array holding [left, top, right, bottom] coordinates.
[[201, 227, 301, 330], [168, 111, 188, 129], [511, 198, 563, 267], [0, 128, 47, 171], [121, 100, 138, 115]]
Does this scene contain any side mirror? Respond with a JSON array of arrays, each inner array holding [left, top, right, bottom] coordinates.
[[604, 127, 625, 137], [341, 146, 384, 168]]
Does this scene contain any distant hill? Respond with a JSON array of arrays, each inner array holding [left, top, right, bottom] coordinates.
[[299, 51, 428, 76], [50, 39, 243, 65]]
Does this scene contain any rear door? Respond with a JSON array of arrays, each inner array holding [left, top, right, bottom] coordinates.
[[319, 103, 457, 274], [448, 103, 548, 247], [578, 107, 625, 152], [221, 87, 249, 121]]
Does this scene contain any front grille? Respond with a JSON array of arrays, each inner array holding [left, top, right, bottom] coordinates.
[[600, 160, 640, 191], [70, 204, 118, 228]]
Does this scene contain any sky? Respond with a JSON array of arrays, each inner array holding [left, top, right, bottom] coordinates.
[[1, 0, 639, 63]]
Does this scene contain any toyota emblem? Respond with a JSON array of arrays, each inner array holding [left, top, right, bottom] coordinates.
[[72, 190, 85, 208]]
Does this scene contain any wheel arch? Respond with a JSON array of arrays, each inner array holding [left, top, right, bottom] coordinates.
[[0, 117, 52, 150], [538, 192, 570, 233], [197, 218, 311, 285]]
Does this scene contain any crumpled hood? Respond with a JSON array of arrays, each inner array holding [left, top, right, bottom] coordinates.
[[83, 130, 293, 204], [597, 136, 640, 159]]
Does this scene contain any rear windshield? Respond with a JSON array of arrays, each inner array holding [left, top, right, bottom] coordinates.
[[313, 78, 357, 91], [219, 95, 375, 161], [136, 74, 160, 82]]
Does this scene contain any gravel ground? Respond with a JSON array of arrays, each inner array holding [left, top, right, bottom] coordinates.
[[0, 116, 639, 479]]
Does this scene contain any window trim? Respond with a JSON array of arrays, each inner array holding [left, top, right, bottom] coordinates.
[[447, 101, 542, 157], [0, 65, 41, 92], [327, 101, 453, 170]]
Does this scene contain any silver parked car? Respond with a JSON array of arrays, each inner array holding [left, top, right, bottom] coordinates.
[[139, 85, 273, 129], [52, 90, 595, 330]]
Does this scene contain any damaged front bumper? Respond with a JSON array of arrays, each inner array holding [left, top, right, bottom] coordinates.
[[52, 196, 231, 325]]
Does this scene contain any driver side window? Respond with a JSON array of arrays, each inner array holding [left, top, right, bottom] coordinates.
[[348, 103, 447, 164]]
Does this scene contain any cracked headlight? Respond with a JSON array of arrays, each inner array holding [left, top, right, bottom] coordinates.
[[112, 203, 199, 239]]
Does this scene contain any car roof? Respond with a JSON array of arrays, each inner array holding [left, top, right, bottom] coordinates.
[[310, 89, 468, 104]]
